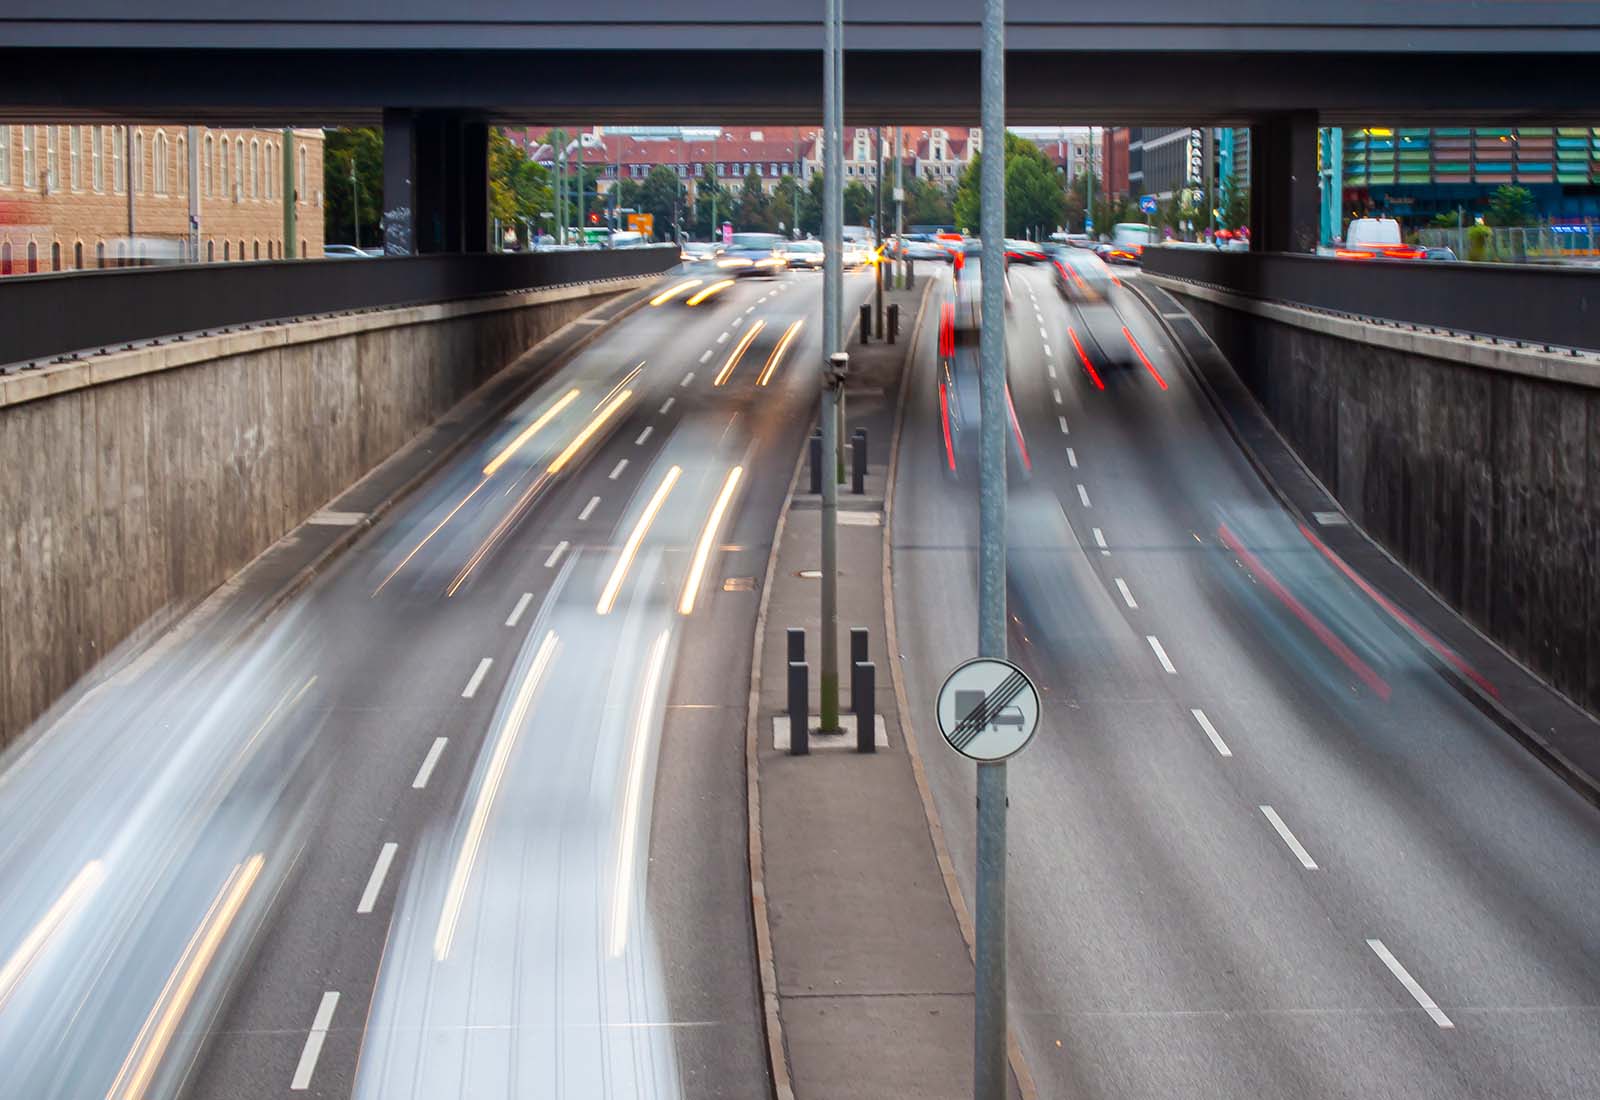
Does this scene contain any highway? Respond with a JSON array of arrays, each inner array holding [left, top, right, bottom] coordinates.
[[893, 261, 1600, 1098], [0, 264, 870, 1100]]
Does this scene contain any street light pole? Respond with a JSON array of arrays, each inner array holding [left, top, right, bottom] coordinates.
[[894, 124, 904, 287], [819, 0, 845, 733], [874, 124, 885, 335], [976, 0, 1009, 1095], [350, 154, 361, 249]]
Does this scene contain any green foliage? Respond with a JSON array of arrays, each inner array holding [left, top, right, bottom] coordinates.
[[953, 132, 1065, 238], [1466, 223, 1493, 261], [736, 169, 777, 232], [903, 177, 955, 227], [843, 181, 874, 227], [1486, 184, 1536, 228], [1431, 211, 1461, 229], [694, 165, 732, 238], [772, 175, 803, 235], [323, 127, 383, 247], [489, 129, 554, 245], [637, 165, 686, 239], [1221, 174, 1250, 231]]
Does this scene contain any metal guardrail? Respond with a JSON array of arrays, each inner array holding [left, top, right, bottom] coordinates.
[[1, 246, 679, 369], [1140, 246, 1600, 353]]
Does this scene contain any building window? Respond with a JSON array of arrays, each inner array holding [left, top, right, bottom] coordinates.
[[176, 134, 186, 193], [300, 238, 307, 257], [97, 241, 106, 267], [235, 137, 244, 199], [203, 135, 212, 196], [92, 127, 103, 191], [73, 240, 83, 269], [27, 240, 38, 272], [250, 139, 259, 199], [253, 240, 260, 259], [238, 239, 245, 260], [219, 138, 229, 198], [46, 126, 58, 192], [50, 241, 60, 271], [132, 129, 144, 192], [23, 126, 35, 189], [70, 126, 83, 190], [264, 142, 273, 199], [0, 125, 8, 187], [0, 240, 9, 274], [297, 144, 307, 202], [153, 131, 168, 195], [223, 240, 230, 260], [206, 239, 214, 261]]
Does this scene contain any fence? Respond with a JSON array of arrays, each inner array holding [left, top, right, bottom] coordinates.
[[1416, 225, 1600, 263]]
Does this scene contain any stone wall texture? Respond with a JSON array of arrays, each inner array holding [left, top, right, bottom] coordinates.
[[0, 283, 624, 743]]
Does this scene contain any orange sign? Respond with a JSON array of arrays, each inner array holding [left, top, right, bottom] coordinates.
[[627, 213, 655, 238]]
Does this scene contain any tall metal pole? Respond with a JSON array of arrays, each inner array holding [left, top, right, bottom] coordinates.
[[819, 0, 844, 733], [554, 131, 565, 245], [282, 128, 298, 259], [125, 124, 135, 245], [874, 124, 885, 334], [975, 0, 1009, 1094], [187, 125, 200, 262], [576, 130, 586, 236], [350, 154, 361, 249], [894, 124, 904, 287]]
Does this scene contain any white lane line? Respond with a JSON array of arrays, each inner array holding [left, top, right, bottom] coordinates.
[[635, 426, 654, 446], [1190, 708, 1232, 756], [732, 316, 743, 328], [1053, 387, 1063, 405], [289, 991, 340, 1090], [717, 332, 730, 344], [1043, 344, 1053, 357], [1367, 939, 1454, 1029], [1146, 635, 1177, 674], [699, 349, 713, 363], [1058, 416, 1069, 435], [460, 657, 493, 699], [1039, 326, 1048, 339], [356, 843, 399, 914], [579, 496, 601, 521], [759, 294, 771, 302], [504, 592, 533, 627], [544, 540, 569, 568], [1092, 527, 1108, 554], [412, 737, 448, 789], [1076, 484, 1092, 508], [609, 459, 629, 480], [1260, 806, 1318, 870], [680, 373, 694, 387], [745, 305, 756, 314], [1067, 447, 1078, 468], [1115, 577, 1138, 609], [1047, 363, 1057, 379], [659, 397, 675, 414]]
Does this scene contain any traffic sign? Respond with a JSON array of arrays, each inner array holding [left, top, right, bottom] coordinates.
[[936, 657, 1040, 761], [1139, 194, 1158, 214]]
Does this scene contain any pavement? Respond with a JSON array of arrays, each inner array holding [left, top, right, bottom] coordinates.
[[751, 273, 1026, 1100], [892, 260, 1600, 1099]]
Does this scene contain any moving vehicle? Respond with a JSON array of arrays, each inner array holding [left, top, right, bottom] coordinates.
[[324, 243, 372, 259], [1102, 223, 1161, 265], [935, 268, 1031, 481], [1423, 246, 1458, 262], [1004, 239, 1048, 264], [1052, 249, 1115, 304], [716, 232, 788, 276], [1336, 217, 1428, 260], [680, 241, 720, 264], [841, 237, 873, 269], [780, 239, 825, 270]]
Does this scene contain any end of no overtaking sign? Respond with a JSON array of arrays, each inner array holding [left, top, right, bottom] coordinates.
[[935, 657, 1040, 761]]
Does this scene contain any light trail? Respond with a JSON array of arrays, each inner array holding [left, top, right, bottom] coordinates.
[[610, 629, 672, 958], [481, 388, 581, 476], [548, 390, 633, 474], [0, 860, 104, 1010], [650, 279, 703, 306], [679, 466, 744, 614], [714, 320, 765, 386], [757, 319, 805, 386], [685, 279, 735, 306], [597, 466, 682, 615]]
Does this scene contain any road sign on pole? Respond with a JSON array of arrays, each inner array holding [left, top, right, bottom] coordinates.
[[937, 658, 1040, 761], [1139, 194, 1158, 214]]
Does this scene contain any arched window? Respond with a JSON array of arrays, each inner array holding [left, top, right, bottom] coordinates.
[[234, 138, 244, 199], [27, 240, 38, 272], [203, 135, 213, 196], [238, 238, 245, 261], [253, 239, 260, 259], [264, 143, 273, 199], [111, 127, 123, 193], [45, 125, 57, 192], [300, 238, 307, 257], [23, 126, 35, 188], [70, 126, 82, 190], [297, 144, 307, 202], [219, 138, 229, 199], [0, 125, 9, 187], [132, 129, 144, 193], [73, 240, 83, 268], [115, 240, 126, 266], [250, 139, 259, 199], [206, 239, 214, 261], [92, 126, 103, 191], [50, 241, 60, 271], [266, 240, 273, 260], [176, 133, 186, 193], [223, 240, 230, 260], [1, 240, 10, 275], [152, 130, 168, 195], [96, 241, 106, 268]]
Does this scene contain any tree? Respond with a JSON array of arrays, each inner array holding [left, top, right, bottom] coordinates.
[[903, 177, 955, 228], [1220, 172, 1250, 231], [953, 132, 1064, 237], [638, 165, 686, 240], [1487, 184, 1536, 227], [488, 128, 554, 246], [843, 180, 875, 227], [772, 174, 803, 235], [694, 165, 732, 238], [801, 172, 825, 235], [323, 127, 383, 247], [735, 169, 777, 231]]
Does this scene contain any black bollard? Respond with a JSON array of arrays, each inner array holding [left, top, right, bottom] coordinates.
[[854, 661, 876, 754], [887, 302, 900, 344], [808, 430, 822, 495], [850, 626, 869, 669], [787, 627, 805, 666], [851, 429, 867, 494], [788, 661, 809, 756], [859, 302, 872, 344]]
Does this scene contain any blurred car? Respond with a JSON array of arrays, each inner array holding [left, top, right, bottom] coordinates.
[[1004, 239, 1048, 264], [1335, 217, 1428, 260], [1101, 223, 1162, 265], [323, 243, 372, 259], [680, 241, 721, 264], [841, 239, 873, 269], [904, 240, 949, 261], [716, 232, 788, 277], [781, 239, 825, 270], [1423, 246, 1458, 261], [1052, 249, 1115, 304]]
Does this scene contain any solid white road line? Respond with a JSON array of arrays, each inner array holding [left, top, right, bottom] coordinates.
[[1146, 635, 1177, 674], [1115, 577, 1138, 609], [680, 373, 694, 387], [289, 991, 340, 1090], [717, 332, 730, 344], [579, 496, 601, 521], [609, 459, 629, 480], [1058, 415, 1069, 434], [461, 657, 493, 699], [1260, 806, 1318, 869], [1092, 527, 1108, 554], [635, 426, 654, 445], [1077, 484, 1092, 508], [1190, 708, 1232, 757], [505, 592, 533, 628], [659, 397, 675, 414], [1067, 447, 1078, 468], [357, 843, 399, 914], [412, 737, 448, 789], [544, 541, 569, 568], [698, 349, 713, 363], [1367, 939, 1454, 1028]]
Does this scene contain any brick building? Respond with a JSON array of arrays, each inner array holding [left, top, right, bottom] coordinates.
[[0, 123, 324, 274]]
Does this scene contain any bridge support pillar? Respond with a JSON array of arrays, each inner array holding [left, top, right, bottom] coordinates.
[[1250, 111, 1319, 253], [381, 109, 490, 255]]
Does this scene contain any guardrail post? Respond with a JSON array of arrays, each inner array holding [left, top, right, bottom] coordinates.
[[788, 660, 809, 756], [859, 302, 872, 344], [851, 428, 868, 494], [809, 429, 823, 494], [853, 661, 876, 753]]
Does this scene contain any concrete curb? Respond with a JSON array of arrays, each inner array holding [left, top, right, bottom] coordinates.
[[878, 275, 1040, 1100], [1125, 276, 1600, 811]]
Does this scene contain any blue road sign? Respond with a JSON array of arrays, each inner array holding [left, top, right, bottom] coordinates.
[[1139, 194, 1159, 214]]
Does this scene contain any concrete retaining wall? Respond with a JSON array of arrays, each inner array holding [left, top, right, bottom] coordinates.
[[1155, 279, 1600, 718], [0, 278, 644, 743]]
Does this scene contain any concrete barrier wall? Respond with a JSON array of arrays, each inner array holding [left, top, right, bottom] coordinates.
[[1156, 280, 1600, 718], [0, 278, 645, 743]]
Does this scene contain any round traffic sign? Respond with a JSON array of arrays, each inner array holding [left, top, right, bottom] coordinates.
[[935, 657, 1040, 761]]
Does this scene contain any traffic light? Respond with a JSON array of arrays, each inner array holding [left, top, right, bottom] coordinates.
[[588, 212, 600, 225]]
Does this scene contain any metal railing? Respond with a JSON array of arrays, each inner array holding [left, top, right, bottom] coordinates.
[[1141, 246, 1600, 353], [1416, 226, 1600, 264], [1, 247, 679, 370]]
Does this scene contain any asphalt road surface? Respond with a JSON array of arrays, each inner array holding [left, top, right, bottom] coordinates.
[[893, 260, 1600, 1100]]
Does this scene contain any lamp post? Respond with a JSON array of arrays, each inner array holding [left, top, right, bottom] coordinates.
[[349, 153, 360, 249]]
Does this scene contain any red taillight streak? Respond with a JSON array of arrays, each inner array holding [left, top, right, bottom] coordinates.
[[1004, 384, 1032, 472], [1217, 523, 1392, 702], [1297, 522, 1498, 699], [938, 381, 956, 472], [939, 302, 955, 358], [1067, 327, 1105, 391], [1335, 249, 1377, 260], [1121, 326, 1167, 390]]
